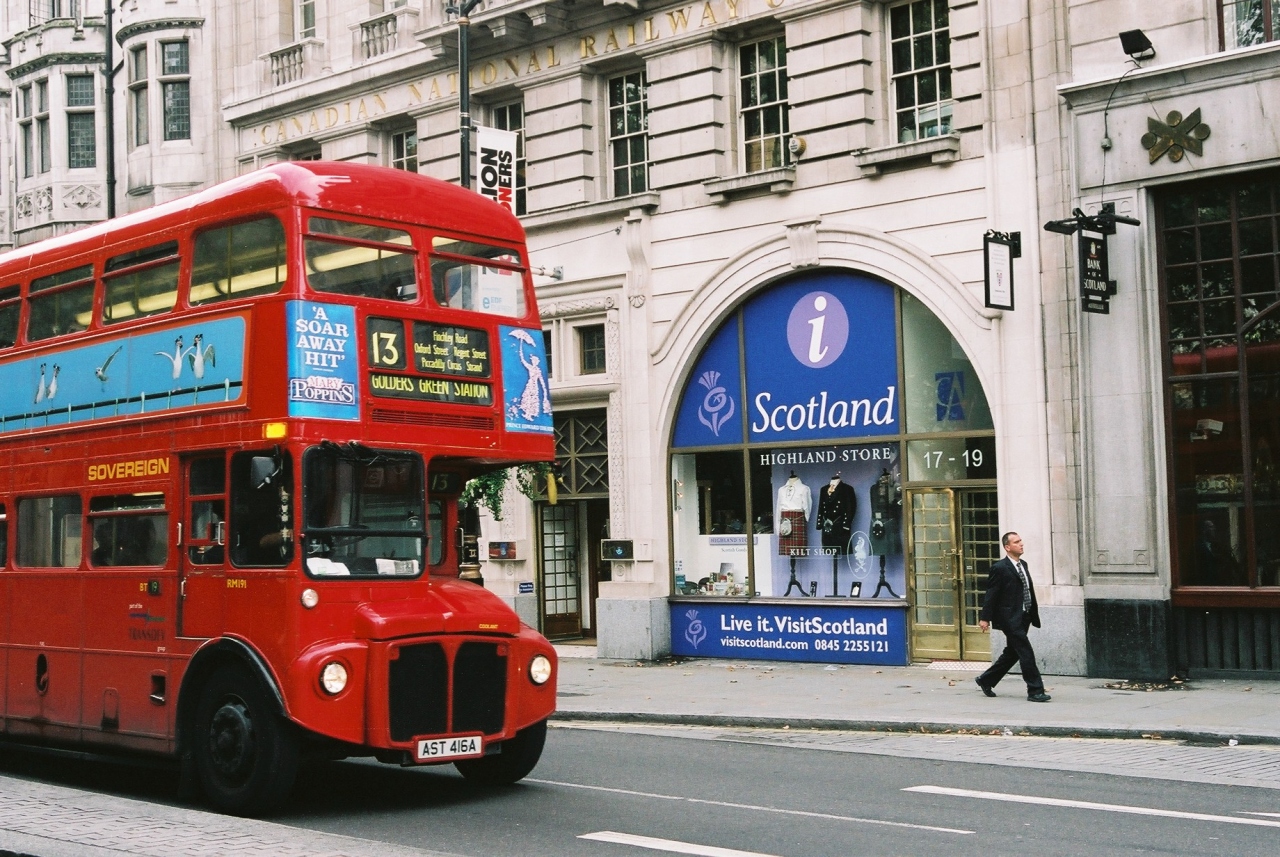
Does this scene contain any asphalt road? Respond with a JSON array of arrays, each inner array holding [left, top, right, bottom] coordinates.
[[3, 725, 1279, 857]]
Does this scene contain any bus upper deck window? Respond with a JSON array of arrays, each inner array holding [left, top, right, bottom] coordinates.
[[430, 237, 526, 318], [0, 285, 20, 349], [191, 216, 287, 305], [28, 265, 94, 342], [103, 242, 180, 325], [304, 217, 417, 302]]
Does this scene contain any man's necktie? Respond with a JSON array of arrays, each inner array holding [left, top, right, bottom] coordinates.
[[1017, 561, 1032, 612]]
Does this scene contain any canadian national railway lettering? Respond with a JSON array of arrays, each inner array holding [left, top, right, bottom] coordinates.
[[370, 373, 492, 406]]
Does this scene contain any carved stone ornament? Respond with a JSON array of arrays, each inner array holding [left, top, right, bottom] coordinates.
[[64, 184, 103, 209], [1141, 109, 1210, 164]]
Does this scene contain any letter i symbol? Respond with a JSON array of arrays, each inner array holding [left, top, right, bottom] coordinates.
[[807, 296, 828, 364]]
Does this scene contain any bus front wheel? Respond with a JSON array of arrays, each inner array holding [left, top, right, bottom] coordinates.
[[193, 667, 299, 815], [454, 719, 547, 786]]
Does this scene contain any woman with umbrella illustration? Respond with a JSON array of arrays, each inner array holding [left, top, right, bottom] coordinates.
[[510, 329, 550, 420]]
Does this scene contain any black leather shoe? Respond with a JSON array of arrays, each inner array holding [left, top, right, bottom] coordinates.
[[1027, 691, 1052, 702], [975, 677, 996, 698]]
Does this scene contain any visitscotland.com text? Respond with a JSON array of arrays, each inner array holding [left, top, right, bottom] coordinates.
[[721, 637, 810, 650]]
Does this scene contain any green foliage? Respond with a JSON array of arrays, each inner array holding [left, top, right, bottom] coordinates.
[[461, 462, 554, 520]]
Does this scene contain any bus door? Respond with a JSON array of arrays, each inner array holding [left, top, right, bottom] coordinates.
[[80, 491, 176, 739], [179, 456, 227, 638]]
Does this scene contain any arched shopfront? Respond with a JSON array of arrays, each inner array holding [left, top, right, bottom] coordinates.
[[666, 267, 1001, 665]]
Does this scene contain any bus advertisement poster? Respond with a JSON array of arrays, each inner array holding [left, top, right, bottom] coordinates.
[[287, 301, 359, 421], [0, 317, 245, 434], [500, 325, 553, 435]]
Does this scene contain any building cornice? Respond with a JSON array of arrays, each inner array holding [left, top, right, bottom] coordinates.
[[8, 52, 105, 80], [116, 18, 206, 46], [1058, 41, 1280, 109]]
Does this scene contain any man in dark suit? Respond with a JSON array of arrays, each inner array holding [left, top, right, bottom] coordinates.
[[975, 532, 1050, 702]]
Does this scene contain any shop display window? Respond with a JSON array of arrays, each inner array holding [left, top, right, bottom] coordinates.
[[901, 292, 992, 433], [1159, 174, 1280, 589]]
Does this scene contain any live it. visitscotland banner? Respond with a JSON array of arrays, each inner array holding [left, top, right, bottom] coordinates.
[[670, 602, 908, 665]]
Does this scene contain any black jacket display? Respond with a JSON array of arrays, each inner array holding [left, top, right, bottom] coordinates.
[[815, 479, 856, 553]]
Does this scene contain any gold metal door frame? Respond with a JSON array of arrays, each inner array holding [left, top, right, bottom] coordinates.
[[907, 488, 961, 661], [906, 487, 996, 662]]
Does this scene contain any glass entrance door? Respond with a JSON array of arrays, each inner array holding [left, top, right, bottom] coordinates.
[[539, 503, 581, 638], [907, 488, 995, 661]]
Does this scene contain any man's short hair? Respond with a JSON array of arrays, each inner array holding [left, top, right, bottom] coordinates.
[[1001, 531, 1018, 547]]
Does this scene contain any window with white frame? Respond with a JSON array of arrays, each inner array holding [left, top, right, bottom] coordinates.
[[608, 71, 649, 197], [739, 36, 789, 173], [391, 127, 417, 171], [129, 46, 148, 149], [161, 41, 191, 141], [17, 85, 31, 178], [492, 101, 526, 215], [298, 0, 317, 39], [1221, 0, 1278, 48], [890, 0, 952, 143], [29, 0, 79, 25], [578, 324, 606, 375], [66, 74, 96, 169]]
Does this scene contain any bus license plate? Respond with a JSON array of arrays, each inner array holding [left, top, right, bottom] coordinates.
[[416, 735, 483, 762]]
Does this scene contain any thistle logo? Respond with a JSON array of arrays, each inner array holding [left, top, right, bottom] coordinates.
[[696, 370, 735, 436], [786, 291, 848, 369], [684, 609, 707, 648]]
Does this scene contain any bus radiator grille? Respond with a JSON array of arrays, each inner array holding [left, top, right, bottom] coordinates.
[[388, 642, 448, 742], [452, 642, 507, 736], [371, 409, 495, 430]]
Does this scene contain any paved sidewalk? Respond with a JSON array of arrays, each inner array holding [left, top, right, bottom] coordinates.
[[0, 772, 462, 857], [554, 656, 1280, 744]]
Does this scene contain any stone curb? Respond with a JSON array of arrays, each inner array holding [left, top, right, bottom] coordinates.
[[550, 710, 1280, 746]]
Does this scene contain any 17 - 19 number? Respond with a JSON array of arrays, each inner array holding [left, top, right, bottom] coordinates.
[[923, 449, 983, 469]]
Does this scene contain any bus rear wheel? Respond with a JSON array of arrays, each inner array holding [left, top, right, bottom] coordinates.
[[193, 667, 299, 815], [454, 719, 547, 786]]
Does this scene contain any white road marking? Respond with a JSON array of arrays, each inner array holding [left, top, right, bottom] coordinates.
[[906, 785, 1280, 829], [527, 778, 972, 834], [580, 831, 780, 857], [1241, 811, 1280, 818]]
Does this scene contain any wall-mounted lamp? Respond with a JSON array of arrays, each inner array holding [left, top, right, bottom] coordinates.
[[1119, 29, 1155, 62]]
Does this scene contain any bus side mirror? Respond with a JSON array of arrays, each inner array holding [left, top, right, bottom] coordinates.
[[250, 456, 280, 489]]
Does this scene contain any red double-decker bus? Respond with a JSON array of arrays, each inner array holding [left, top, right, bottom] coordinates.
[[0, 162, 557, 814]]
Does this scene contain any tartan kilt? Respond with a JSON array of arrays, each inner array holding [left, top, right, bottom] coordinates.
[[777, 510, 809, 556]]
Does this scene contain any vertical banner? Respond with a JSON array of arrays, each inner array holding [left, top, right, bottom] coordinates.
[[476, 125, 518, 215], [1079, 231, 1111, 315], [287, 301, 359, 421]]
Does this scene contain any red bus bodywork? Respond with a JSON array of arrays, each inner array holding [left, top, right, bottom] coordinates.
[[0, 163, 556, 814]]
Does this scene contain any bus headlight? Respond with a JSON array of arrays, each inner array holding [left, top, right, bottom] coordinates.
[[320, 661, 349, 695], [528, 654, 552, 686]]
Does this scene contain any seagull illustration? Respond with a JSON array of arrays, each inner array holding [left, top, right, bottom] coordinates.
[[95, 345, 124, 387], [155, 335, 186, 380], [47, 364, 60, 400], [187, 333, 216, 379], [34, 363, 47, 404]]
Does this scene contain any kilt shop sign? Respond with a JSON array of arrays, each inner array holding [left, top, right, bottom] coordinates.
[[476, 126, 517, 214]]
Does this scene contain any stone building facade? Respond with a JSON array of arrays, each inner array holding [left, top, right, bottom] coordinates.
[[1, 0, 1276, 677]]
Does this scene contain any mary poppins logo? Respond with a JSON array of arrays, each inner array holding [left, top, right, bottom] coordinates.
[[696, 371, 735, 436]]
